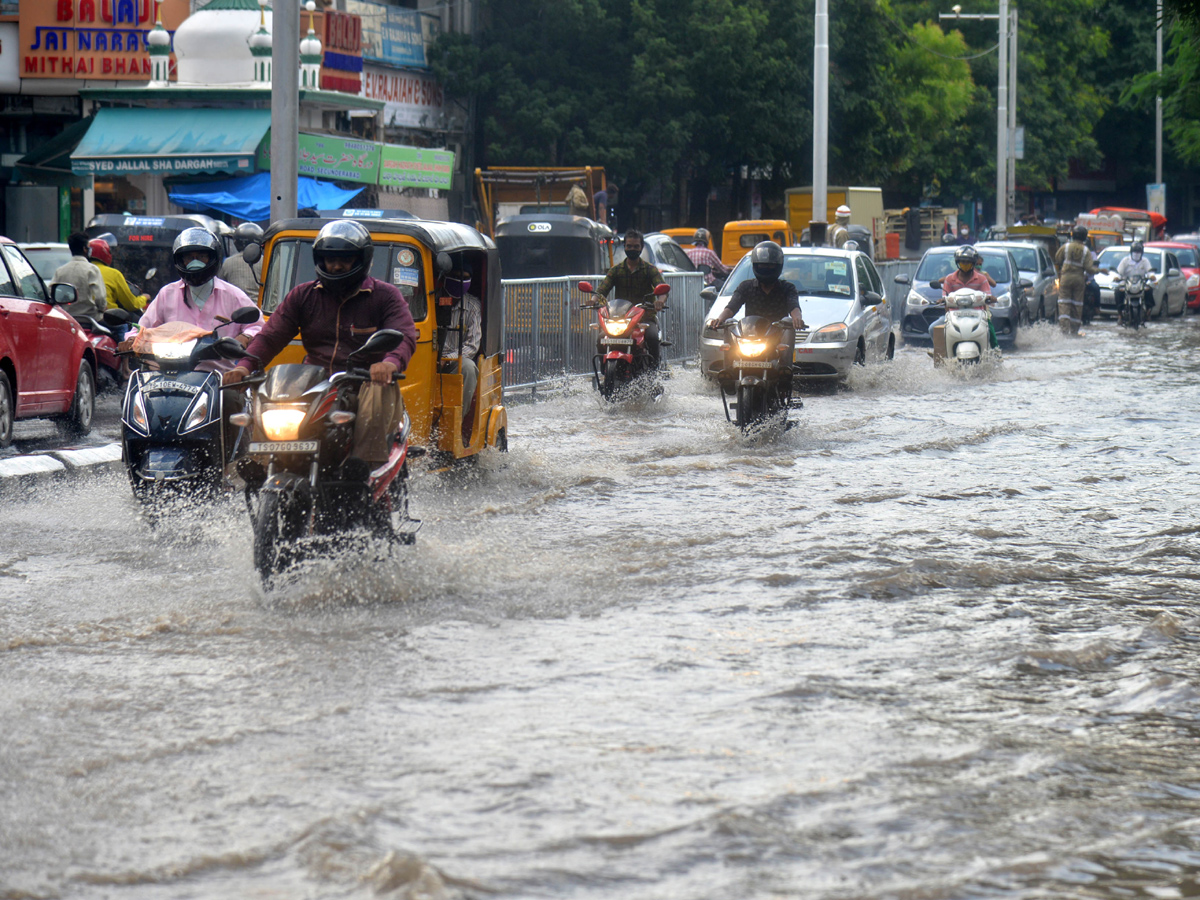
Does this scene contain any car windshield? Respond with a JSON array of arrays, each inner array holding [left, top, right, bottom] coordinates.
[[915, 251, 1011, 283], [1170, 247, 1197, 267], [1002, 246, 1038, 272], [1098, 248, 1163, 270], [708, 254, 858, 324], [20, 247, 72, 282]]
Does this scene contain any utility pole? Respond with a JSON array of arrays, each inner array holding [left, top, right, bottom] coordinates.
[[939, 2, 1013, 230], [270, 0, 299, 222], [812, 0, 829, 245], [1156, 0, 1163, 186], [1007, 7, 1018, 224]]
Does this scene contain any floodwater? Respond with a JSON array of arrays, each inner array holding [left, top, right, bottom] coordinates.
[[5, 318, 1200, 899]]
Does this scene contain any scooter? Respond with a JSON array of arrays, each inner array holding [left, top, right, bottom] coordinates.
[[231, 329, 420, 585], [715, 316, 799, 431], [120, 306, 261, 514], [1117, 272, 1155, 329], [929, 288, 998, 366], [577, 281, 671, 401]]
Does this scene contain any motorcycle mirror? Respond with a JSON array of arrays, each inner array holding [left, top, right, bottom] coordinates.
[[577, 281, 595, 293], [50, 282, 78, 305], [230, 305, 261, 325], [211, 337, 248, 360], [700, 286, 717, 302], [653, 283, 671, 296], [145, 268, 157, 280], [893, 274, 910, 285], [347, 328, 404, 363], [929, 280, 943, 290], [241, 242, 262, 265]]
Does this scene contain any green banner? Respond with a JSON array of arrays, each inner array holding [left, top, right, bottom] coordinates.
[[257, 132, 381, 184], [379, 145, 454, 190]]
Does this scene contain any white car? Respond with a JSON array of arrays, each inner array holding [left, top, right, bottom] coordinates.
[[1094, 246, 1188, 318], [699, 247, 896, 383], [16, 242, 72, 284]]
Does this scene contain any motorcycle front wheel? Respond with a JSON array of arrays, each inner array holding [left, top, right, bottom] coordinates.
[[601, 359, 621, 401], [253, 490, 307, 583], [736, 383, 763, 430]]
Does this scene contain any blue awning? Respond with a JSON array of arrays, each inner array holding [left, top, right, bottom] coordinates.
[[168, 171, 365, 222], [71, 108, 271, 177]]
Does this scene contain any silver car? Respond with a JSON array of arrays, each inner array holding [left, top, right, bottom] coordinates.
[[977, 240, 1060, 322], [1094, 246, 1189, 318], [699, 247, 896, 383], [16, 242, 72, 283]]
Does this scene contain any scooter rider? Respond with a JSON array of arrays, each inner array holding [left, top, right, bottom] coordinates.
[[1114, 240, 1156, 320], [934, 244, 998, 348], [592, 229, 667, 369], [222, 219, 418, 465]]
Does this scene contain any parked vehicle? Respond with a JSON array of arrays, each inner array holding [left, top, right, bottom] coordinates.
[[929, 288, 1000, 367], [120, 309, 261, 511], [700, 246, 895, 384], [494, 213, 615, 279], [0, 237, 95, 447], [15, 242, 72, 283], [1093, 246, 1188, 318], [895, 245, 1031, 346], [234, 330, 419, 584], [610, 232, 699, 274], [578, 281, 670, 400], [977, 240, 1059, 322], [714, 316, 798, 431], [1147, 241, 1200, 311]]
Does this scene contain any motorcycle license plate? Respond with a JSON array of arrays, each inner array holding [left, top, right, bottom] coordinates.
[[601, 337, 633, 345], [737, 360, 773, 368], [248, 440, 319, 454]]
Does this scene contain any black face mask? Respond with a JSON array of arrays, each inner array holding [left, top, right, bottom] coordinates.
[[625, 246, 642, 260]]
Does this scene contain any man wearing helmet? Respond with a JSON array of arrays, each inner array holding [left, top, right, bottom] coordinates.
[[933, 245, 998, 348], [223, 219, 418, 464], [218, 222, 265, 299], [592, 229, 668, 369], [122, 226, 262, 364], [683, 228, 731, 286], [1055, 225, 1099, 334], [829, 205, 852, 248], [88, 236, 144, 317], [1114, 240, 1156, 323], [706, 241, 806, 332]]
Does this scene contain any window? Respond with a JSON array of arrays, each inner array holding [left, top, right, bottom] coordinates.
[[0, 255, 16, 297], [854, 256, 873, 295], [1, 245, 47, 301]]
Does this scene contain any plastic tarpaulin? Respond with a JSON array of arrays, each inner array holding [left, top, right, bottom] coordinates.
[[168, 172, 364, 222]]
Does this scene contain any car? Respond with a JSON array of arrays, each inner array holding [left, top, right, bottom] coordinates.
[[698, 246, 896, 384], [16, 242, 73, 284], [0, 237, 97, 447], [611, 231, 700, 274], [1093, 245, 1188, 318], [977, 240, 1060, 322], [893, 245, 1032, 347], [1147, 241, 1200, 311]]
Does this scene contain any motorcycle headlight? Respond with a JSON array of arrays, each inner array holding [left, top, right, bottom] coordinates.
[[180, 391, 210, 434], [150, 339, 197, 361], [603, 318, 630, 336], [260, 405, 306, 441], [1187, 274, 1199, 289], [906, 290, 930, 308], [810, 323, 848, 343], [735, 338, 768, 357], [992, 292, 1012, 309]]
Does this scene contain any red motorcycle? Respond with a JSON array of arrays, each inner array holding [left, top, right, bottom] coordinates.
[[577, 281, 670, 400], [74, 312, 129, 393]]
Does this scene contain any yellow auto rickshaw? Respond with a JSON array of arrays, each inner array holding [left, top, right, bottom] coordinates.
[[244, 215, 507, 460]]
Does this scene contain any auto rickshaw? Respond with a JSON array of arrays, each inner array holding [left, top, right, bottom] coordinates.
[[243, 216, 507, 461], [86, 212, 225, 299]]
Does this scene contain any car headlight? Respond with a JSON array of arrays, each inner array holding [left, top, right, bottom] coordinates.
[[735, 338, 768, 357], [260, 406, 306, 441], [992, 292, 1012, 309], [1187, 274, 1199, 289], [810, 323, 848, 343], [906, 289, 930, 308], [604, 318, 630, 336], [180, 391, 210, 434]]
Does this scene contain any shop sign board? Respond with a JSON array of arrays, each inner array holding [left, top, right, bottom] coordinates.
[[319, 9, 363, 94], [19, 0, 188, 80], [259, 132, 381, 184], [379, 145, 454, 190], [360, 65, 443, 129], [345, 0, 435, 69]]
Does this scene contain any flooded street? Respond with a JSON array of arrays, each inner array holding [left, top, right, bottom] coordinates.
[[6, 317, 1200, 899]]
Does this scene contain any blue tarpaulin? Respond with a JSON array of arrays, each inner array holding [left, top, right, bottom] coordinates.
[[168, 172, 364, 221]]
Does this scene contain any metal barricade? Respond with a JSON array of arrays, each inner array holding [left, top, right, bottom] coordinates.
[[876, 259, 921, 324], [502, 272, 706, 395]]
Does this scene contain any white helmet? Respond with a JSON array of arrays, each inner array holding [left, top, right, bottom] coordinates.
[[836, 204, 851, 222]]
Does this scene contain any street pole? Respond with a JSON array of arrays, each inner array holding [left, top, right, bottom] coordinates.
[[270, 0, 299, 222], [1007, 7, 1017, 225], [1156, 0, 1163, 186], [812, 0, 829, 245]]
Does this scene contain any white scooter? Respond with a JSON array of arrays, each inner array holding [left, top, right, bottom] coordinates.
[[930, 288, 999, 367]]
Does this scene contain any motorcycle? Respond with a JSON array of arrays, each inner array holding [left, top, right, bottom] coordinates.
[[1117, 272, 1155, 329], [120, 306, 262, 513], [577, 281, 671, 401], [715, 316, 798, 431], [75, 311, 130, 393], [929, 287, 998, 366], [231, 329, 420, 585]]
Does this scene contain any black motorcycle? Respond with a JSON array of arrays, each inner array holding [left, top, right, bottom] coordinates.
[[120, 306, 261, 513], [716, 316, 799, 430]]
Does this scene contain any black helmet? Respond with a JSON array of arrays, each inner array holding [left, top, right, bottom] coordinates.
[[692, 227, 711, 246], [172, 226, 221, 287], [312, 219, 374, 292], [749, 240, 784, 285], [1130, 240, 1145, 255], [954, 244, 977, 271], [1072, 224, 1088, 242], [233, 222, 264, 252]]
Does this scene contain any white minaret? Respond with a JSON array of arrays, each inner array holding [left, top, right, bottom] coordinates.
[[249, 0, 273, 84], [147, 0, 172, 87], [299, 1, 322, 90]]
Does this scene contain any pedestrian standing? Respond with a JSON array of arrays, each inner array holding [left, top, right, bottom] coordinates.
[[1055, 225, 1098, 335]]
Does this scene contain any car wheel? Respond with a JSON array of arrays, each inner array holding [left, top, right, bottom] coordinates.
[[0, 370, 13, 449], [62, 362, 95, 437]]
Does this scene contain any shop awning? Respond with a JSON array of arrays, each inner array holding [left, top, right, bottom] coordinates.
[[167, 171, 364, 222], [71, 108, 271, 177], [18, 117, 96, 174]]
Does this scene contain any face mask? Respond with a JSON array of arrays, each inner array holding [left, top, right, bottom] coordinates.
[[445, 276, 471, 298], [184, 259, 207, 273], [1132, 252, 1142, 262], [625, 247, 641, 260]]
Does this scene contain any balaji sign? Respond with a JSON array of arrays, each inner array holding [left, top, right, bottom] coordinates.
[[20, 0, 188, 80]]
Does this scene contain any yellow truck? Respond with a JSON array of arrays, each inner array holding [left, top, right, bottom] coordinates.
[[785, 186, 885, 255]]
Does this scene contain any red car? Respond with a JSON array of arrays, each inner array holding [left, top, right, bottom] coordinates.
[[1147, 241, 1200, 311], [0, 237, 97, 447]]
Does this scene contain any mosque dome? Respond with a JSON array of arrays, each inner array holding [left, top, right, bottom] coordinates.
[[172, 0, 274, 86]]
